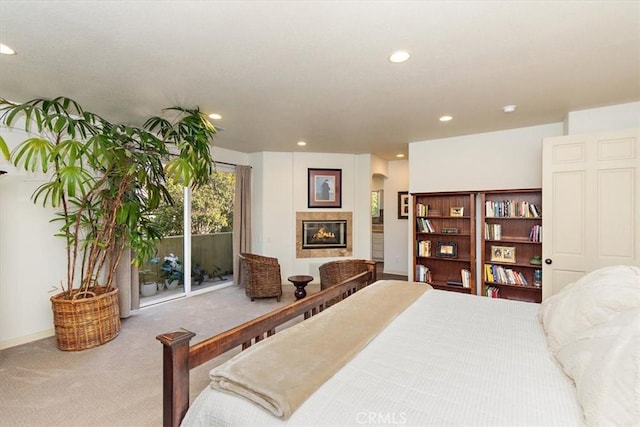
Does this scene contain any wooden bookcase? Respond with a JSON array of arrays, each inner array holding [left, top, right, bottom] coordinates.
[[412, 191, 476, 295], [480, 189, 542, 303]]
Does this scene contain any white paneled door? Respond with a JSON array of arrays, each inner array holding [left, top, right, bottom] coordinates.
[[542, 128, 640, 300]]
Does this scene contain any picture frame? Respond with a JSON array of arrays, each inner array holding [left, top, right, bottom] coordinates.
[[490, 245, 516, 263], [436, 241, 458, 258], [397, 191, 409, 219], [308, 168, 342, 208], [450, 207, 464, 217]]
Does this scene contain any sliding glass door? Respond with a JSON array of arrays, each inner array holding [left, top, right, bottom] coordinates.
[[139, 164, 235, 307]]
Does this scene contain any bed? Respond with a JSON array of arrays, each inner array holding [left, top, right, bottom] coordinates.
[[157, 265, 640, 427]]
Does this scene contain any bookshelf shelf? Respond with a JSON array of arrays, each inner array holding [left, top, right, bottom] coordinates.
[[412, 191, 476, 294], [485, 282, 541, 291], [480, 189, 542, 303], [486, 238, 540, 244]]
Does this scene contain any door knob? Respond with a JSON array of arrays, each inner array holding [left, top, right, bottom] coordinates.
[[545, 258, 552, 265]]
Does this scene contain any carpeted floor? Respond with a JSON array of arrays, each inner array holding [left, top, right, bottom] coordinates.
[[0, 265, 406, 426], [0, 282, 317, 426]]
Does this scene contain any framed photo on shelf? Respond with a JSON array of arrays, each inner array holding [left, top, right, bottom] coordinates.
[[490, 245, 516, 263], [436, 241, 458, 258], [308, 168, 342, 208], [397, 191, 409, 219], [450, 207, 464, 217]]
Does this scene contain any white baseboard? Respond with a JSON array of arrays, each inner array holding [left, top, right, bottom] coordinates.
[[0, 328, 55, 350]]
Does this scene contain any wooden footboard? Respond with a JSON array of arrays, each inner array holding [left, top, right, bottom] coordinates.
[[156, 261, 376, 427]]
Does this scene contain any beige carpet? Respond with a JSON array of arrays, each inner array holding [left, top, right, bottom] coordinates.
[[0, 282, 320, 427]]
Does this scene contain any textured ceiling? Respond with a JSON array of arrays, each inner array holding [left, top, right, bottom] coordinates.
[[0, 1, 638, 160]]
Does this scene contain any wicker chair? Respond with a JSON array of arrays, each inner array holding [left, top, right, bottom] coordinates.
[[319, 259, 377, 290], [239, 253, 283, 301]]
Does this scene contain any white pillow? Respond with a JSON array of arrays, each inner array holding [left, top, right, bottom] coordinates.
[[555, 309, 640, 427], [538, 265, 640, 353]]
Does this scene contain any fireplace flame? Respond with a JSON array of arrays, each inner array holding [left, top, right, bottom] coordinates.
[[313, 227, 336, 240]]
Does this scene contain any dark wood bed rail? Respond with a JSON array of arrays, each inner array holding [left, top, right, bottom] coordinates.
[[156, 261, 376, 427]]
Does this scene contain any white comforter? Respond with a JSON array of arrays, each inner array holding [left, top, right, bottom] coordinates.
[[184, 288, 584, 426]]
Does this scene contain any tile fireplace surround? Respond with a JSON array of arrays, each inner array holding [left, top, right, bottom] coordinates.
[[296, 211, 352, 258]]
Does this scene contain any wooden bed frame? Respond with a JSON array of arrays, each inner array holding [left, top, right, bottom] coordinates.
[[156, 261, 377, 427]]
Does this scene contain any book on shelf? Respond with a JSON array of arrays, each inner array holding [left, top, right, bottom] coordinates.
[[484, 223, 502, 240], [416, 217, 435, 233], [529, 204, 540, 218], [415, 203, 429, 217], [461, 268, 471, 288], [529, 224, 542, 242], [484, 264, 495, 282], [447, 280, 463, 287], [485, 200, 541, 218], [486, 286, 500, 298], [484, 263, 529, 286], [417, 240, 432, 257], [416, 265, 432, 283]]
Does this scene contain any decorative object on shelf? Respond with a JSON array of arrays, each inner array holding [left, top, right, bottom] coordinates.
[[533, 269, 542, 287], [397, 191, 409, 219], [530, 255, 542, 265], [436, 241, 458, 258], [441, 227, 459, 234], [308, 168, 342, 208], [490, 245, 516, 263], [450, 207, 464, 217]]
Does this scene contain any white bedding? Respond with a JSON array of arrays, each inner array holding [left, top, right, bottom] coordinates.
[[184, 288, 584, 426]]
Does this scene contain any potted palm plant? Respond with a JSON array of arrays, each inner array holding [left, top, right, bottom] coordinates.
[[0, 96, 216, 350]]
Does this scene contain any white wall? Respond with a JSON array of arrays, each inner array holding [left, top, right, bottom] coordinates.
[[250, 151, 372, 283], [383, 160, 409, 275], [409, 123, 564, 193], [567, 101, 640, 135], [0, 126, 68, 348]]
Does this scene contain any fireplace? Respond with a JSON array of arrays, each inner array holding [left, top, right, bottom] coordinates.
[[296, 211, 352, 258], [302, 220, 347, 249]]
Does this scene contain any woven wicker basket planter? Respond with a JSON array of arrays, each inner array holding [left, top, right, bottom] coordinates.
[[50, 287, 121, 351]]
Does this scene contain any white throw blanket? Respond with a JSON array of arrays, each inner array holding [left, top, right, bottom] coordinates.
[[209, 280, 430, 419]]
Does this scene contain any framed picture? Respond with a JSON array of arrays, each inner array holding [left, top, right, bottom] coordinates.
[[450, 207, 464, 217], [490, 245, 516, 263], [397, 191, 409, 219], [436, 241, 458, 258], [308, 168, 342, 208]]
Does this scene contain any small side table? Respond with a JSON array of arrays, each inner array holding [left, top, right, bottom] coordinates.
[[287, 275, 313, 300]]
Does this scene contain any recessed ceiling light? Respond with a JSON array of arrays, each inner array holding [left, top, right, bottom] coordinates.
[[208, 113, 222, 120], [0, 44, 16, 55], [502, 105, 517, 113], [396, 154, 405, 158], [389, 50, 411, 63], [439, 115, 453, 122], [297, 141, 307, 146]]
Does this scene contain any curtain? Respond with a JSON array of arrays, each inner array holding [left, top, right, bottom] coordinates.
[[233, 165, 252, 285], [116, 249, 139, 317]]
